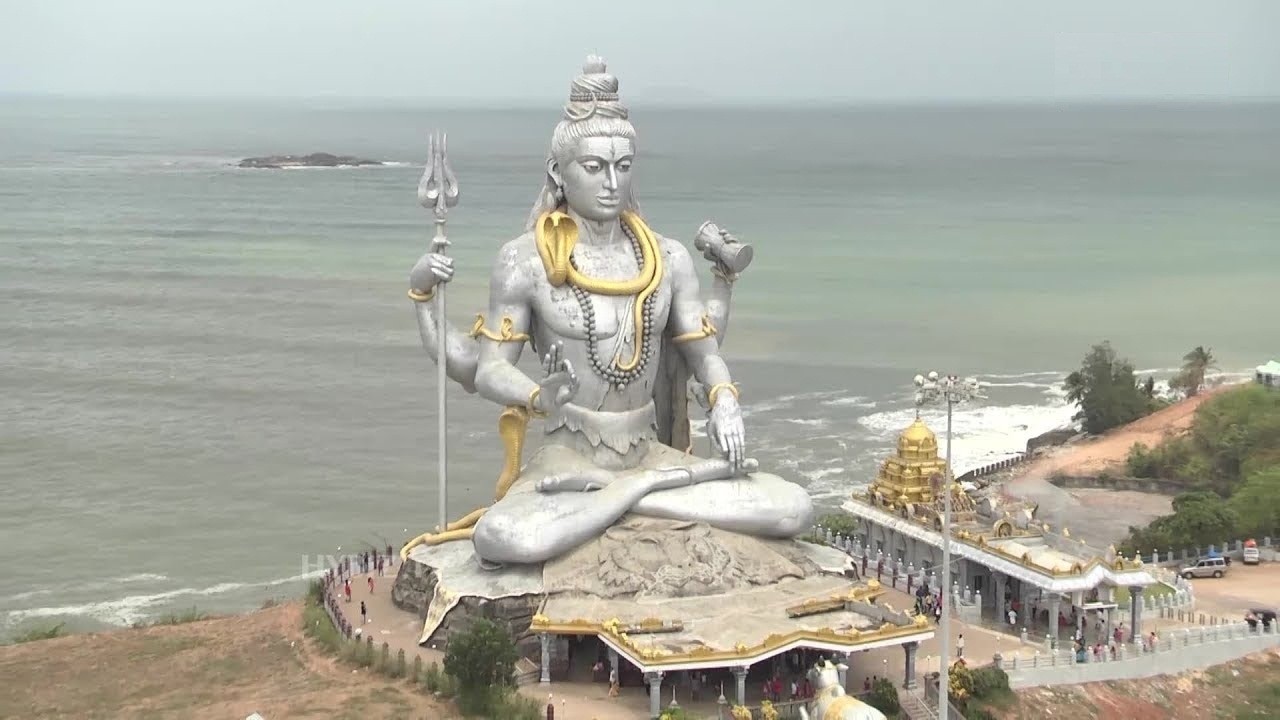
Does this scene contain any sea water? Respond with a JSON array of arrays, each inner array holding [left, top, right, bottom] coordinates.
[[1, 97, 1277, 631]]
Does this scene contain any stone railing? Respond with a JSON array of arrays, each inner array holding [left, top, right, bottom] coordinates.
[[1140, 538, 1277, 566], [955, 454, 1026, 484], [1047, 473, 1190, 496], [995, 622, 1280, 689], [922, 673, 967, 720]]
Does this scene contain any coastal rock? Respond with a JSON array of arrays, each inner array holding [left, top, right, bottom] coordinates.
[[236, 152, 383, 169], [1026, 427, 1080, 455]]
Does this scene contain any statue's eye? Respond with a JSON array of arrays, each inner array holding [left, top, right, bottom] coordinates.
[[581, 161, 602, 173], [617, 160, 632, 173]]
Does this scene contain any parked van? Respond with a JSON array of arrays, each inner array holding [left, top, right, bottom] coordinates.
[[1243, 539, 1261, 565], [1180, 556, 1228, 579]]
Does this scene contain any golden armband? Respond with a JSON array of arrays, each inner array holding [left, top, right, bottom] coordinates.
[[407, 288, 436, 302], [469, 314, 531, 343], [672, 313, 718, 344], [707, 382, 740, 407]]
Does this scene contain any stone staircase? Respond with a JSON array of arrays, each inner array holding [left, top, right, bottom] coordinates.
[[899, 689, 939, 720]]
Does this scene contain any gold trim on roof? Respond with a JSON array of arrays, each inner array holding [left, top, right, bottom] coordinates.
[[530, 612, 932, 668]]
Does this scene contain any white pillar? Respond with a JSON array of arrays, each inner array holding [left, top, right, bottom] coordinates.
[[539, 633, 552, 684], [646, 672, 663, 719], [733, 666, 748, 706], [1048, 595, 1061, 643]]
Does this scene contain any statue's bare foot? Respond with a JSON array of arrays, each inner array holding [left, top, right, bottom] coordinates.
[[536, 467, 618, 493]]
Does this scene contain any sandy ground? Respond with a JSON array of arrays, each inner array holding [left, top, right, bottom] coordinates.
[[1179, 562, 1280, 620], [1002, 647, 1280, 720], [998, 388, 1231, 546], [0, 602, 453, 720], [6, 562, 1277, 720]]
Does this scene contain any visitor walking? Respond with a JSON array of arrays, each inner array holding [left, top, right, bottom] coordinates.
[[344, 578, 352, 603], [367, 575, 375, 593], [360, 600, 368, 624], [1007, 608, 1017, 627], [957, 633, 965, 659]]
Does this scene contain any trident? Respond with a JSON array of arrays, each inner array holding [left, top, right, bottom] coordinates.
[[417, 132, 460, 534]]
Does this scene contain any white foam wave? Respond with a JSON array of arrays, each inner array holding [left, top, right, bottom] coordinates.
[[820, 395, 878, 409], [979, 381, 1054, 389], [857, 398, 1075, 475], [781, 418, 828, 427], [979, 371, 1065, 380], [3, 570, 321, 628], [0, 573, 172, 605]]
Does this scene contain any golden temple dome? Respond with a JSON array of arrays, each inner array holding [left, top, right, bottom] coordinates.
[[897, 418, 939, 459]]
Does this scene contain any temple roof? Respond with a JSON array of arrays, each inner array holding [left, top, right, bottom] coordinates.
[[897, 417, 939, 457], [841, 498, 1158, 593], [532, 574, 935, 673]]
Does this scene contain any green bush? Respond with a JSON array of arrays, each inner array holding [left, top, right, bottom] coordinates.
[[476, 687, 542, 720], [7, 622, 65, 644], [443, 619, 518, 713], [970, 666, 1010, 698], [967, 707, 997, 720], [817, 512, 860, 538], [867, 677, 900, 716]]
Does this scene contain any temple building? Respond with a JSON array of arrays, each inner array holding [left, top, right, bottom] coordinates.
[[841, 418, 1160, 646], [396, 528, 933, 719]]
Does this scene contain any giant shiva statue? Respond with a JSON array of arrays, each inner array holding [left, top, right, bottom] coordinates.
[[404, 56, 812, 567]]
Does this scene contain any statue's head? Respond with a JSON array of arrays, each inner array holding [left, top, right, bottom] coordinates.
[[526, 56, 639, 228]]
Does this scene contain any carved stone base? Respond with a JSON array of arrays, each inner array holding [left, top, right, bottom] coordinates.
[[392, 516, 857, 654]]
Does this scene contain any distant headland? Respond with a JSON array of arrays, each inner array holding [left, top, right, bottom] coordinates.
[[236, 152, 384, 169]]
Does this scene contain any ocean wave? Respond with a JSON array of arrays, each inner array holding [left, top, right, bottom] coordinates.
[[857, 398, 1075, 475], [0, 573, 171, 605], [2, 570, 321, 628], [978, 381, 1055, 389], [979, 370, 1065, 380], [781, 417, 828, 427], [820, 395, 878, 409]]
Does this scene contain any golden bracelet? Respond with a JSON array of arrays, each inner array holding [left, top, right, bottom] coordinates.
[[707, 382, 740, 407], [527, 387, 549, 418], [407, 288, 436, 302], [672, 313, 718, 344], [469, 314, 531, 344]]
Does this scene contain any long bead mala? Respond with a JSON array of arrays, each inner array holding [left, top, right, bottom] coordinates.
[[571, 221, 655, 389]]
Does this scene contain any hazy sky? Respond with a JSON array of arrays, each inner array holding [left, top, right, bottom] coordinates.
[[2, 0, 1277, 103]]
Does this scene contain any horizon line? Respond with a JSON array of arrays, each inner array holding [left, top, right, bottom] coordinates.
[[4, 91, 1279, 110]]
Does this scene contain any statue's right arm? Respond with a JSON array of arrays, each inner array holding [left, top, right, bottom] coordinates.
[[412, 302, 478, 394], [473, 241, 542, 409], [409, 245, 479, 394]]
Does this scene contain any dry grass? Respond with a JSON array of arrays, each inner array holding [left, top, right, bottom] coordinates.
[[0, 602, 456, 720], [1000, 648, 1280, 719]]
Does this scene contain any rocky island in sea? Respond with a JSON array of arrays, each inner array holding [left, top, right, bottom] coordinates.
[[236, 152, 383, 169]]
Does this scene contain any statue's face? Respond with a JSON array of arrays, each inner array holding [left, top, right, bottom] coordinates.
[[553, 136, 634, 223]]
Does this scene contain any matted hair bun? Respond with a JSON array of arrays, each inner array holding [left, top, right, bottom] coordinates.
[[564, 55, 627, 120]]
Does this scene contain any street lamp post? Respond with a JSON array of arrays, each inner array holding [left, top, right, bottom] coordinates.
[[913, 371, 982, 720]]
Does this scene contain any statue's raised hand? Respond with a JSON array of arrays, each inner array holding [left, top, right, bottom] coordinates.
[[533, 341, 578, 414], [693, 221, 753, 278], [708, 394, 746, 471], [408, 237, 454, 293]]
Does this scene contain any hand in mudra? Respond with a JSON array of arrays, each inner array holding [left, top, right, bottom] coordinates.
[[408, 237, 453, 292], [709, 394, 746, 471], [534, 341, 578, 413]]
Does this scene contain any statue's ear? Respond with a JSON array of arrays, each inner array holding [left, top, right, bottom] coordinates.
[[546, 156, 563, 189]]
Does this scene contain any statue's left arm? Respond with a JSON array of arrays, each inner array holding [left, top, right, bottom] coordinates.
[[664, 239, 746, 467]]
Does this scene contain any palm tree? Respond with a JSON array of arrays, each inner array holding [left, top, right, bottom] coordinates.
[[1175, 345, 1217, 397]]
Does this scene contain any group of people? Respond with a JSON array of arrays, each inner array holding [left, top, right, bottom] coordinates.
[[318, 545, 399, 636]]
